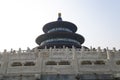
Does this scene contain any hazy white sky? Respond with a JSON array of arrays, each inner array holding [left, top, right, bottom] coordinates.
[[0, 0, 120, 51]]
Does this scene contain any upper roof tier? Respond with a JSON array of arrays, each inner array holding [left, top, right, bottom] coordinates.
[[43, 13, 77, 33]]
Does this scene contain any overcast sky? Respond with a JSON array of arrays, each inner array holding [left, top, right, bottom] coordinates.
[[0, 0, 120, 51]]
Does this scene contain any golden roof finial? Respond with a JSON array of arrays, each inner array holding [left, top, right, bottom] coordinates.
[[58, 13, 61, 17], [57, 13, 62, 21]]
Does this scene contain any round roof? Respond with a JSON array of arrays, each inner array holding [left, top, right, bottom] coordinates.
[[43, 21, 77, 33], [36, 32, 85, 45]]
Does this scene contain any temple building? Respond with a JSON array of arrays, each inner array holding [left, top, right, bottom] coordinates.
[[36, 13, 84, 49], [0, 13, 120, 80]]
